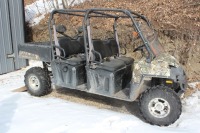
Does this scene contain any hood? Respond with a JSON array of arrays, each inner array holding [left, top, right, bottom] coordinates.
[[153, 53, 180, 68]]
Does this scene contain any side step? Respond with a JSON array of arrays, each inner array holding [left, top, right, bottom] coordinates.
[[113, 87, 131, 101]]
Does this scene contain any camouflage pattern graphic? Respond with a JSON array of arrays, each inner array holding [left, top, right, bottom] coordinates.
[[132, 53, 180, 83]]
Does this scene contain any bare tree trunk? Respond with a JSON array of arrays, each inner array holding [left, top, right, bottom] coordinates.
[[65, 0, 69, 8], [47, 1, 52, 9], [51, 0, 56, 9], [34, 2, 41, 14], [43, 0, 47, 13], [55, 0, 59, 9], [62, 0, 67, 9], [69, 0, 76, 8]]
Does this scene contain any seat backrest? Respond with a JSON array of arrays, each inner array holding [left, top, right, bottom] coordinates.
[[92, 38, 119, 61], [58, 37, 84, 58], [93, 39, 112, 60], [76, 36, 84, 45], [105, 38, 119, 56]]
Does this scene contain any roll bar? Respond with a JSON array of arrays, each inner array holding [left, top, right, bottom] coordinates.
[[48, 8, 154, 63]]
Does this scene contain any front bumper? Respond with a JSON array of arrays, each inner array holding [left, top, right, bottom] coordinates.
[[170, 66, 187, 93]]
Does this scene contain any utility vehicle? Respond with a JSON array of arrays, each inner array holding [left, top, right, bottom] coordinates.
[[19, 8, 187, 126]]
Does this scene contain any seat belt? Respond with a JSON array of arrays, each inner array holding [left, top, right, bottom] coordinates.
[[53, 25, 61, 56], [113, 19, 120, 56]]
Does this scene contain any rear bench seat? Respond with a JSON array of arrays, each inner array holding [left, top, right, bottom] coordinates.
[[54, 36, 86, 88], [58, 37, 84, 58], [58, 36, 85, 66]]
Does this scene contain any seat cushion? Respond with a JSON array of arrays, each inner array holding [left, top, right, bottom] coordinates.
[[96, 59, 126, 72], [65, 56, 85, 66], [117, 56, 134, 65]]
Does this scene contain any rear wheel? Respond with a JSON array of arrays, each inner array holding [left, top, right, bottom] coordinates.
[[139, 85, 181, 126], [24, 67, 51, 96]]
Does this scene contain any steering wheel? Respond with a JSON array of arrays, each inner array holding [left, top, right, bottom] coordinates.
[[133, 45, 145, 52]]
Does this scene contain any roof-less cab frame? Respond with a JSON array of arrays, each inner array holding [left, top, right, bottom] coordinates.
[[48, 8, 155, 63]]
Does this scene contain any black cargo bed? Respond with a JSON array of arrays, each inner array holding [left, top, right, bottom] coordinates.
[[18, 42, 52, 62]]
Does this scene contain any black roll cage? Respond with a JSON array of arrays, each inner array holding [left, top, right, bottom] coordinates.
[[48, 8, 154, 64]]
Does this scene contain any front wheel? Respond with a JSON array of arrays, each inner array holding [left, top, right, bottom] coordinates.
[[139, 85, 182, 126]]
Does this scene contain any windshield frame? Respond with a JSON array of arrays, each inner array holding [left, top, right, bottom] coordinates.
[[138, 19, 164, 57]]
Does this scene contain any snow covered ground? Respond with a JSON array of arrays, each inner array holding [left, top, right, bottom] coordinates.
[[0, 61, 200, 133], [25, 0, 86, 25]]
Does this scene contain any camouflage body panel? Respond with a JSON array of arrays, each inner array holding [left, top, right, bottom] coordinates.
[[132, 53, 180, 83]]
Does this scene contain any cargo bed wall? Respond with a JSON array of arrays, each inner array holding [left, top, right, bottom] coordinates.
[[18, 42, 52, 62]]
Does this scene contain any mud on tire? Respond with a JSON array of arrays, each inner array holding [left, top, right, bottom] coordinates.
[[24, 67, 51, 96], [139, 85, 182, 126]]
